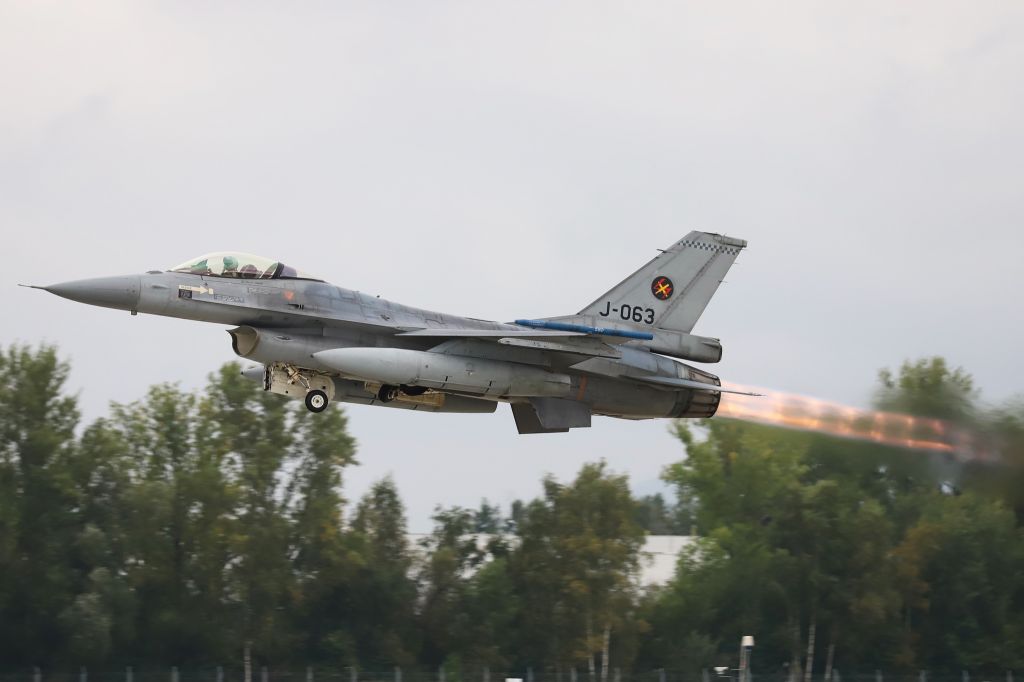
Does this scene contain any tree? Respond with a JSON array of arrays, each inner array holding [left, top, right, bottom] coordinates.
[[417, 506, 482, 667], [66, 421, 139, 662], [457, 557, 518, 670], [473, 499, 504, 534], [876, 357, 977, 423], [4, 346, 1023, 674], [659, 420, 903, 676], [982, 400, 1024, 519], [633, 493, 692, 535], [514, 462, 644, 679], [659, 421, 808, 672], [289, 400, 359, 663], [290, 404, 358, 584], [203, 363, 297, 671], [106, 383, 217, 662], [0, 345, 81, 665], [341, 477, 418, 667], [892, 493, 1024, 670]]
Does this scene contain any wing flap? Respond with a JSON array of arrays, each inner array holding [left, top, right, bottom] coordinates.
[[498, 337, 622, 359]]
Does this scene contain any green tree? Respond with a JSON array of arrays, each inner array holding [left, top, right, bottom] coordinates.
[[876, 357, 977, 423], [106, 383, 216, 662], [0, 345, 81, 664], [658, 422, 807, 671], [290, 405, 357, 583], [892, 493, 1024, 670], [315, 476, 418, 667], [982, 399, 1024, 519], [633, 493, 690, 535], [658, 420, 903, 676], [457, 557, 518, 669], [203, 364, 297, 671], [514, 462, 644, 679], [65, 421, 139, 662], [473, 499, 504, 534], [288, 401, 359, 663], [417, 506, 481, 667]]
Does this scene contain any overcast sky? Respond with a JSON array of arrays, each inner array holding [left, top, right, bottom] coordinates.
[[3, 2, 1023, 530]]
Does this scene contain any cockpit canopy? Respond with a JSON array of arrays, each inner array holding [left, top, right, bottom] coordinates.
[[169, 252, 322, 281]]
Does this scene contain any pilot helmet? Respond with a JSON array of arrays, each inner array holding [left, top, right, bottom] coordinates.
[[223, 255, 239, 271]]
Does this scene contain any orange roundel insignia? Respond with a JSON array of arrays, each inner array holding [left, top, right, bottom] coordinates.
[[651, 276, 674, 301]]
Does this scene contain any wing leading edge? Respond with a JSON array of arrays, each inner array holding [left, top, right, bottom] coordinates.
[[396, 329, 583, 338]]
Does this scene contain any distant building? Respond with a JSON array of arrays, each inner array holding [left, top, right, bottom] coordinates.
[[406, 533, 697, 587], [639, 535, 697, 586]]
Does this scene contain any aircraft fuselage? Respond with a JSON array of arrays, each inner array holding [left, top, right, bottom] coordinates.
[[32, 235, 753, 433]]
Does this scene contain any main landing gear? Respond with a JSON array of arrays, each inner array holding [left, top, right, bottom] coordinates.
[[305, 389, 329, 413], [257, 363, 335, 413], [376, 384, 428, 402]]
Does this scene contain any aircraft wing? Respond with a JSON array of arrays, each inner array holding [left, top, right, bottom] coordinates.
[[633, 375, 763, 396], [396, 329, 583, 337], [397, 329, 623, 359]]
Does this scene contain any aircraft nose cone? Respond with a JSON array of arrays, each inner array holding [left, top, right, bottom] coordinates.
[[45, 275, 141, 311]]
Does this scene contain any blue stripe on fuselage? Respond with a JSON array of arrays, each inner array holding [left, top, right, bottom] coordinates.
[[514, 319, 654, 340]]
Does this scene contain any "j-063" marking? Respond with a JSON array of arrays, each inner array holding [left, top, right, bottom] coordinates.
[[598, 302, 655, 324]]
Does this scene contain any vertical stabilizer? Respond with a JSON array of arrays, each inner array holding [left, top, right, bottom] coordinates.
[[578, 232, 746, 334]]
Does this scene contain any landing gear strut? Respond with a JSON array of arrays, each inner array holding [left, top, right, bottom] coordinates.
[[305, 389, 329, 413], [377, 384, 400, 403]]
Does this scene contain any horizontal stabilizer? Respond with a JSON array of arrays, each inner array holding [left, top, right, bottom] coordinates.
[[635, 375, 763, 396]]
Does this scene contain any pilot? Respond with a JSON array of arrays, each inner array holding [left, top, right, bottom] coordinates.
[[222, 255, 239, 277], [239, 263, 260, 278]]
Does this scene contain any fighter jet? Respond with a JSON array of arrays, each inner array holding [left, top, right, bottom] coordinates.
[[26, 232, 757, 434]]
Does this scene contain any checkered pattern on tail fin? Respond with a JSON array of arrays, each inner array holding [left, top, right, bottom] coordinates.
[[578, 232, 746, 334]]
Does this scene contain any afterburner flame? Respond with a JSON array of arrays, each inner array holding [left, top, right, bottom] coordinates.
[[716, 383, 959, 454]]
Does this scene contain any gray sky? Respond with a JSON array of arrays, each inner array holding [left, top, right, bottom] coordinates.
[[3, 1, 1023, 530]]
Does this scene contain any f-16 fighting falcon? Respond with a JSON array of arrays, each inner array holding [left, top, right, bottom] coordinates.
[[25, 232, 757, 434]]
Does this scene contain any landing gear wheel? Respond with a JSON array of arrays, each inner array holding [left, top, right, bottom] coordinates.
[[305, 389, 329, 413], [401, 385, 428, 396], [378, 384, 400, 403]]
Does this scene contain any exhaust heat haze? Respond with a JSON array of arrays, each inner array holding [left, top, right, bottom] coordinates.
[[715, 383, 987, 462]]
